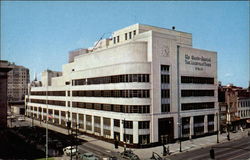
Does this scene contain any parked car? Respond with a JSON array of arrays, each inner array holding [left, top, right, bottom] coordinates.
[[121, 150, 140, 160], [63, 146, 77, 156], [17, 117, 25, 121], [79, 152, 99, 160], [102, 157, 117, 160]]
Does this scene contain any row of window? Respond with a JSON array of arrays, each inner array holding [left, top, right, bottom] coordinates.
[[239, 100, 250, 108], [72, 102, 150, 113], [73, 74, 150, 86], [181, 90, 214, 97], [72, 90, 150, 98], [29, 98, 150, 113], [125, 30, 136, 40], [30, 99, 66, 106], [113, 30, 136, 44], [28, 108, 150, 132], [181, 76, 214, 84], [31, 91, 66, 96], [181, 102, 214, 111]]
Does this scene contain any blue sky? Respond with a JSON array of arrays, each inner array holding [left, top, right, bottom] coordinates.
[[1, 1, 249, 87]]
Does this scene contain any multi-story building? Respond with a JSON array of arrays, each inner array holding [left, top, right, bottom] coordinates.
[[0, 60, 13, 128], [218, 84, 250, 131], [26, 24, 218, 146], [7, 62, 30, 102], [237, 87, 250, 128]]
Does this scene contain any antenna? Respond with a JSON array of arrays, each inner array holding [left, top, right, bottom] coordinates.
[[92, 32, 112, 50], [93, 33, 106, 50]]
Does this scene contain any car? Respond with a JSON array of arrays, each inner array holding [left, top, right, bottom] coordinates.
[[63, 146, 77, 156], [17, 117, 25, 121], [79, 152, 99, 160], [102, 157, 117, 160], [121, 150, 140, 160]]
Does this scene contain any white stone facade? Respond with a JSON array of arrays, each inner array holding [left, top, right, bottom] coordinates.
[[25, 24, 218, 146]]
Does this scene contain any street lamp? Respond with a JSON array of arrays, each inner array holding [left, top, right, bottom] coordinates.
[[177, 121, 182, 152], [216, 112, 219, 143], [122, 119, 126, 152], [226, 106, 231, 141]]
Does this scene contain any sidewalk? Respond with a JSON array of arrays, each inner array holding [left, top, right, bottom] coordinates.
[[132, 129, 249, 159], [26, 118, 249, 160]]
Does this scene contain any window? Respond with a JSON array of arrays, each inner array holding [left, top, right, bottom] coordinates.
[[161, 65, 169, 72], [65, 81, 70, 85], [161, 89, 170, 98], [113, 37, 116, 44], [139, 135, 150, 145], [139, 121, 150, 129], [125, 33, 128, 40], [72, 74, 150, 86], [117, 36, 120, 43], [124, 120, 133, 129], [181, 90, 214, 97], [181, 102, 214, 111], [161, 75, 169, 83], [181, 76, 214, 84], [129, 32, 132, 39], [114, 119, 120, 127], [133, 30, 136, 35], [124, 134, 133, 143], [103, 117, 110, 126], [161, 104, 170, 112], [182, 117, 190, 137]]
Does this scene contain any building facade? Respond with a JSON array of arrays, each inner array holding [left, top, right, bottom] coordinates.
[[218, 84, 250, 131], [0, 60, 13, 128], [7, 63, 30, 102], [25, 24, 218, 146]]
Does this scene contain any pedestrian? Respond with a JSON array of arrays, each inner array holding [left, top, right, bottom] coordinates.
[[240, 126, 243, 132]]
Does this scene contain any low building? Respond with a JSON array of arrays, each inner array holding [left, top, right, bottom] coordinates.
[[26, 24, 218, 147], [9, 101, 25, 115], [218, 84, 250, 131]]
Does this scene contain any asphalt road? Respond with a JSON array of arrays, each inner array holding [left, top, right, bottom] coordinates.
[[14, 117, 127, 159], [168, 136, 250, 160], [78, 142, 126, 159]]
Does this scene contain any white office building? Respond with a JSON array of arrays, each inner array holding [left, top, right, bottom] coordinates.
[[26, 24, 218, 146]]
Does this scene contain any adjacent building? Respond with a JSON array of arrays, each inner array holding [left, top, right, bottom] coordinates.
[[26, 24, 218, 146], [218, 84, 250, 132], [0, 60, 13, 128], [7, 63, 30, 102]]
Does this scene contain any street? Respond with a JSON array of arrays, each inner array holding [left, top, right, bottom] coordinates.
[[12, 117, 127, 159], [168, 136, 250, 160]]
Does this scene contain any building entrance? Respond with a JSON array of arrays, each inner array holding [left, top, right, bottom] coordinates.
[[158, 117, 174, 143]]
